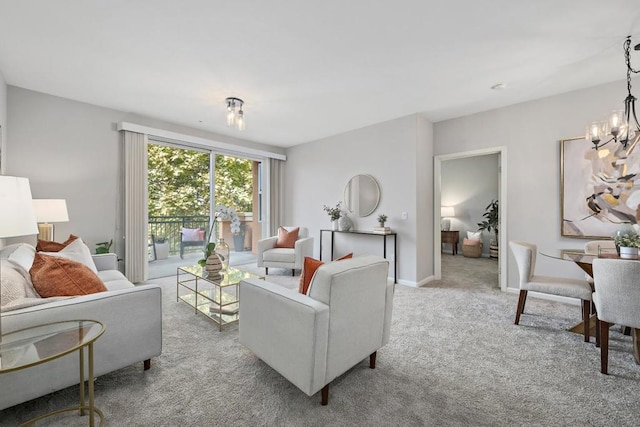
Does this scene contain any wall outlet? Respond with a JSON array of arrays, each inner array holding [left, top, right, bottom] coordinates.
[[401, 211, 408, 220]]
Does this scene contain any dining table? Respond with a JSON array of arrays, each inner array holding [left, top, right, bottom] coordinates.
[[540, 248, 640, 365]]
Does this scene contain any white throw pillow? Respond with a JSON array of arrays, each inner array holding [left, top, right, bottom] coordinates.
[[7, 243, 36, 278], [467, 231, 482, 240], [40, 237, 98, 274], [181, 228, 201, 241]]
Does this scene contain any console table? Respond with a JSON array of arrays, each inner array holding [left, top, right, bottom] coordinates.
[[441, 230, 459, 255], [319, 229, 397, 283]]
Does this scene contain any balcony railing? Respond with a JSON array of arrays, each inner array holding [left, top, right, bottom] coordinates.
[[149, 215, 209, 256]]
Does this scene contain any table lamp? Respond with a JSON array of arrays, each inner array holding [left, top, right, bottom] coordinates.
[[0, 176, 39, 338], [441, 206, 455, 231], [32, 199, 69, 242]]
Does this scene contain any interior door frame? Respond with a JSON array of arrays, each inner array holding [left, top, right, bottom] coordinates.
[[433, 146, 508, 291]]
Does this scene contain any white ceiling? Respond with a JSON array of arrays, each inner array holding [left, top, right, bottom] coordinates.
[[1, 1, 640, 147]]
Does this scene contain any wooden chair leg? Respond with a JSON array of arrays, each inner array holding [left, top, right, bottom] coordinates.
[[514, 290, 528, 325], [600, 321, 610, 374], [265, 267, 268, 275], [595, 317, 601, 348], [582, 300, 590, 342], [292, 269, 295, 276], [144, 359, 151, 370], [321, 384, 329, 405], [369, 351, 377, 369]]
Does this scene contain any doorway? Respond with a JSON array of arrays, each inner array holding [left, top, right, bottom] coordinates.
[[434, 147, 507, 291]]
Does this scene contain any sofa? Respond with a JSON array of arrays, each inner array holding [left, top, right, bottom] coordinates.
[[0, 243, 162, 410], [239, 255, 393, 405]]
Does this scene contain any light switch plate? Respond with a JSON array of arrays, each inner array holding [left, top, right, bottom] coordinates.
[[401, 211, 408, 220]]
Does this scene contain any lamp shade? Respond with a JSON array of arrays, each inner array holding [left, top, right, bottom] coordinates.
[[441, 206, 455, 218], [32, 199, 69, 223], [0, 176, 39, 238]]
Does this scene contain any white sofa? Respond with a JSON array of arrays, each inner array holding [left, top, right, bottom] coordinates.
[[0, 244, 162, 410], [256, 226, 314, 276], [239, 255, 393, 405]]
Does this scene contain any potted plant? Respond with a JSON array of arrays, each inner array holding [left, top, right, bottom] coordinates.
[[154, 236, 170, 260], [377, 214, 388, 227], [198, 242, 217, 267], [478, 199, 499, 258], [95, 239, 113, 254], [613, 229, 640, 258], [323, 202, 342, 230]]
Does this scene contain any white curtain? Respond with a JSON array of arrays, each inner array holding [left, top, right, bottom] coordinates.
[[268, 158, 283, 235], [123, 131, 148, 283]]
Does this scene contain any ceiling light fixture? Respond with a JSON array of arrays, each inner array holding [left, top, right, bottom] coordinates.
[[225, 97, 245, 131], [587, 36, 640, 150]]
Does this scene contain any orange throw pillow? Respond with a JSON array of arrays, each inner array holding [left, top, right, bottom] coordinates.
[[298, 253, 353, 295], [30, 253, 107, 297], [275, 227, 299, 248], [36, 234, 79, 252]]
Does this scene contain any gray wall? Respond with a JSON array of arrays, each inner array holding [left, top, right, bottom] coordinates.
[[284, 114, 433, 285], [4, 86, 284, 260], [0, 71, 6, 173], [434, 78, 639, 289], [441, 154, 499, 255]]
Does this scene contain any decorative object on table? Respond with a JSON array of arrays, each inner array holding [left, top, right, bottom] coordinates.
[[585, 37, 640, 151], [95, 239, 113, 254], [377, 214, 388, 228], [561, 135, 640, 238], [440, 206, 455, 231], [339, 212, 353, 232], [323, 202, 342, 231], [613, 228, 640, 258], [344, 174, 381, 217], [0, 176, 39, 335], [215, 237, 230, 271], [478, 200, 499, 258], [32, 199, 69, 242], [373, 226, 391, 234]]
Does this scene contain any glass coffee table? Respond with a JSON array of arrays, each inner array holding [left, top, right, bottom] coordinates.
[[0, 320, 105, 426], [177, 265, 264, 331]]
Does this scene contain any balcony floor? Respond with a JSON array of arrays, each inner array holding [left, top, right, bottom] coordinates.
[[148, 250, 257, 280]]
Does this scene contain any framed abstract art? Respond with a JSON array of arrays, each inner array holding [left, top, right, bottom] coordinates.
[[561, 135, 640, 238]]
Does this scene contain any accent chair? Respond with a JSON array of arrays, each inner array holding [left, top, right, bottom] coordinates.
[[239, 255, 393, 405], [509, 240, 593, 342], [256, 226, 313, 275]]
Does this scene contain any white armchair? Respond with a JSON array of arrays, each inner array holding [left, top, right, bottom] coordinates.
[[257, 226, 314, 276], [239, 255, 393, 405]]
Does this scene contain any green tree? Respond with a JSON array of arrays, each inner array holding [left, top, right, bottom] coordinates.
[[215, 155, 253, 213], [147, 146, 253, 216]]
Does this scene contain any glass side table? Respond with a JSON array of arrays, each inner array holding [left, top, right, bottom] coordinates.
[[0, 320, 105, 426], [177, 265, 264, 331]]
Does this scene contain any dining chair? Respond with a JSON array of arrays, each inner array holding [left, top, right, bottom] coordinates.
[[584, 240, 617, 256], [509, 241, 593, 341], [592, 258, 640, 374]]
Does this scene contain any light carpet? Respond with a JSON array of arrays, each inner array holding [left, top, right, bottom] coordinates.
[[2, 256, 640, 426]]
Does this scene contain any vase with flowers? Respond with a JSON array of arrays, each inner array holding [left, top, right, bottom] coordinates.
[[323, 202, 342, 230]]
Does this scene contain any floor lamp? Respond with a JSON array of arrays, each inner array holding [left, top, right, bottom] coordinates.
[[32, 199, 69, 242], [0, 176, 39, 342]]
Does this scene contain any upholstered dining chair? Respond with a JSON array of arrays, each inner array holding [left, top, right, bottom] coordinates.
[[257, 226, 313, 276], [592, 258, 640, 374], [584, 240, 617, 256], [509, 241, 593, 341]]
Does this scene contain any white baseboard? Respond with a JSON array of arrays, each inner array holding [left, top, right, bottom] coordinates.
[[396, 275, 436, 288]]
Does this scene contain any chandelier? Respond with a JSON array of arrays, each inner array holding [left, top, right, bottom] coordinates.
[[225, 97, 245, 131], [587, 36, 640, 150]]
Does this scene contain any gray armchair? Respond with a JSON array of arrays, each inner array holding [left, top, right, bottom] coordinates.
[[256, 226, 313, 276], [239, 255, 393, 405]]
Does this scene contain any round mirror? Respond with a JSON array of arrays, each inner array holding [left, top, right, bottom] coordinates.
[[344, 174, 380, 217]]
